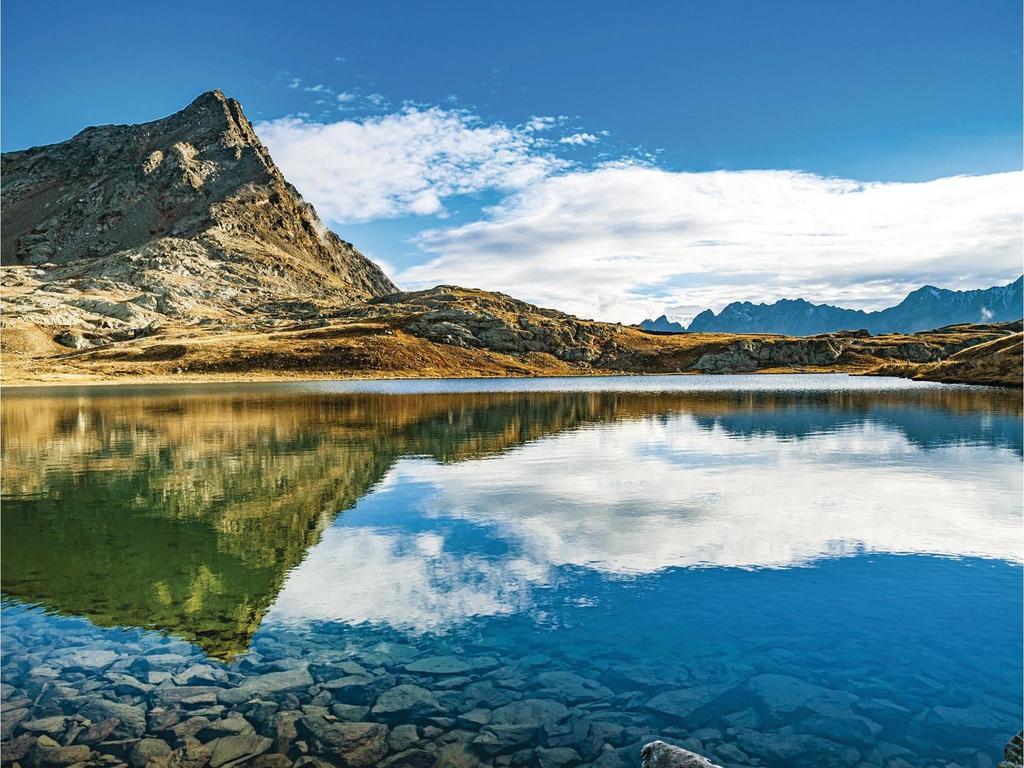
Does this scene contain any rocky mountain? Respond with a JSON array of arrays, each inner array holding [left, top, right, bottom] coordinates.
[[1, 90, 1018, 387], [1, 90, 395, 327], [640, 314, 685, 333], [642, 277, 1024, 336]]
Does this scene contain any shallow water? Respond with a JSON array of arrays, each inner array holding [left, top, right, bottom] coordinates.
[[2, 375, 1021, 768]]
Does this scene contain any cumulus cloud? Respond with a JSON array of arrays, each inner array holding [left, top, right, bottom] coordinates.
[[256, 107, 566, 221], [558, 132, 599, 146], [397, 166, 1023, 322]]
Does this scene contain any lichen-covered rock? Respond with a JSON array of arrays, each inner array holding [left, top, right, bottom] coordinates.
[[641, 741, 722, 768]]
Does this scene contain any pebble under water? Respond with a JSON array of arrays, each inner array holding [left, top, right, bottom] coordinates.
[[1, 376, 1021, 768]]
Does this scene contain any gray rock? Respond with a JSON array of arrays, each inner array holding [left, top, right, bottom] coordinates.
[[207, 733, 273, 767], [641, 741, 722, 768], [537, 746, 583, 768], [59, 648, 119, 670], [130, 737, 172, 767], [537, 671, 613, 703], [331, 703, 371, 721], [800, 714, 882, 749], [303, 720, 388, 767], [644, 685, 732, 725], [230, 666, 313, 699], [388, 723, 421, 752], [1002, 730, 1024, 768], [1, 733, 35, 763], [744, 674, 857, 725], [734, 730, 860, 768], [457, 708, 492, 727], [380, 748, 436, 768], [78, 699, 147, 739], [405, 655, 499, 675], [33, 738, 92, 766], [20, 714, 68, 736], [437, 741, 481, 768], [474, 699, 571, 753], [371, 684, 442, 721]]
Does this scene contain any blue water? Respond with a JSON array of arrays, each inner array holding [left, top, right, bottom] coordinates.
[[1, 375, 1021, 767]]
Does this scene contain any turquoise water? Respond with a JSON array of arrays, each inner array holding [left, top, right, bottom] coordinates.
[[1, 375, 1021, 767]]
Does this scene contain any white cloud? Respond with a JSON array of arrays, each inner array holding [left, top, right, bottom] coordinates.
[[558, 132, 599, 146], [256, 107, 566, 221], [266, 412, 1021, 632], [397, 166, 1023, 323]]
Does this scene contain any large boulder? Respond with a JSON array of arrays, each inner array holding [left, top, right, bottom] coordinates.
[[641, 741, 722, 768]]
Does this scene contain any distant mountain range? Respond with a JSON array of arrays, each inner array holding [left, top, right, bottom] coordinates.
[[641, 277, 1024, 336]]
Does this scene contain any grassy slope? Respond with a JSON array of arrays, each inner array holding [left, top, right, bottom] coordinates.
[[2, 287, 1020, 387]]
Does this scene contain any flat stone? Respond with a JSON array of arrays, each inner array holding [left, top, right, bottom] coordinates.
[[331, 703, 371, 721], [388, 723, 420, 752], [537, 671, 613, 703], [1, 733, 35, 762], [21, 714, 68, 735], [436, 741, 481, 768], [232, 667, 313, 698], [537, 746, 583, 768], [207, 733, 273, 767], [380, 748, 436, 768], [75, 717, 119, 745], [303, 720, 388, 767], [78, 699, 147, 739], [644, 685, 732, 725], [745, 674, 857, 725], [801, 714, 883, 749], [197, 713, 256, 739], [641, 741, 721, 768], [371, 684, 442, 721], [60, 649, 119, 670], [130, 737, 172, 767], [405, 655, 498, 675], [457, 708, 491, 727], [36, 741, 92, 765], [251, 755, 294, 768], [735, 730, 860, 768]]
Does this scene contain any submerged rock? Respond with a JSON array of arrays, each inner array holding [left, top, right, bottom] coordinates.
[[371, 684, 442, 721]]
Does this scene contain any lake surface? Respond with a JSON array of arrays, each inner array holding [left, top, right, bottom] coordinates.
[[2, 375, 1021, 768]]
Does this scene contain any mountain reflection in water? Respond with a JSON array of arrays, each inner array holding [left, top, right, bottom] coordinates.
[[1, 379, 1020, 659]]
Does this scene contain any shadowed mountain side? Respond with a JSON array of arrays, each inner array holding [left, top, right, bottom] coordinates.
[[3, 386, 1019, 656]]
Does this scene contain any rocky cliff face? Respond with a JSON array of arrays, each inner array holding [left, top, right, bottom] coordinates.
[[1, 90, 395, 324]]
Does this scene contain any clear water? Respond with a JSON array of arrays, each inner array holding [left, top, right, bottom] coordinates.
[[2, 375, 1021, 768]]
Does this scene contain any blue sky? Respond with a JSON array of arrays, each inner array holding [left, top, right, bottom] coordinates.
[[3, 0, 1021, 322]]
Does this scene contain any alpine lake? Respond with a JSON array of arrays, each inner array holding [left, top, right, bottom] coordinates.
[[1, 375, 1021, 768]]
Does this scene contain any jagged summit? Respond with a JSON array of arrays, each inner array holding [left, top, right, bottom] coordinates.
[[1, 89, 395, 324]]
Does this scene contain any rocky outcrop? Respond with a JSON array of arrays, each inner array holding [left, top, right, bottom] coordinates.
[[364, 286, 622, 365], [690, 337, 847, 373], [868, 327, 1024, 388], [641, 741, 722, 768], [1, 89, 394, 330]]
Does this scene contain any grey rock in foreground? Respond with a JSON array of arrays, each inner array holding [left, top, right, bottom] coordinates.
[[1000, 730, 1024, 768], [641, 740, 723, 768]]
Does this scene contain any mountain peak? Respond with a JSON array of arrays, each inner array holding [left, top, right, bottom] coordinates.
[[1, 90, 396, 313]]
